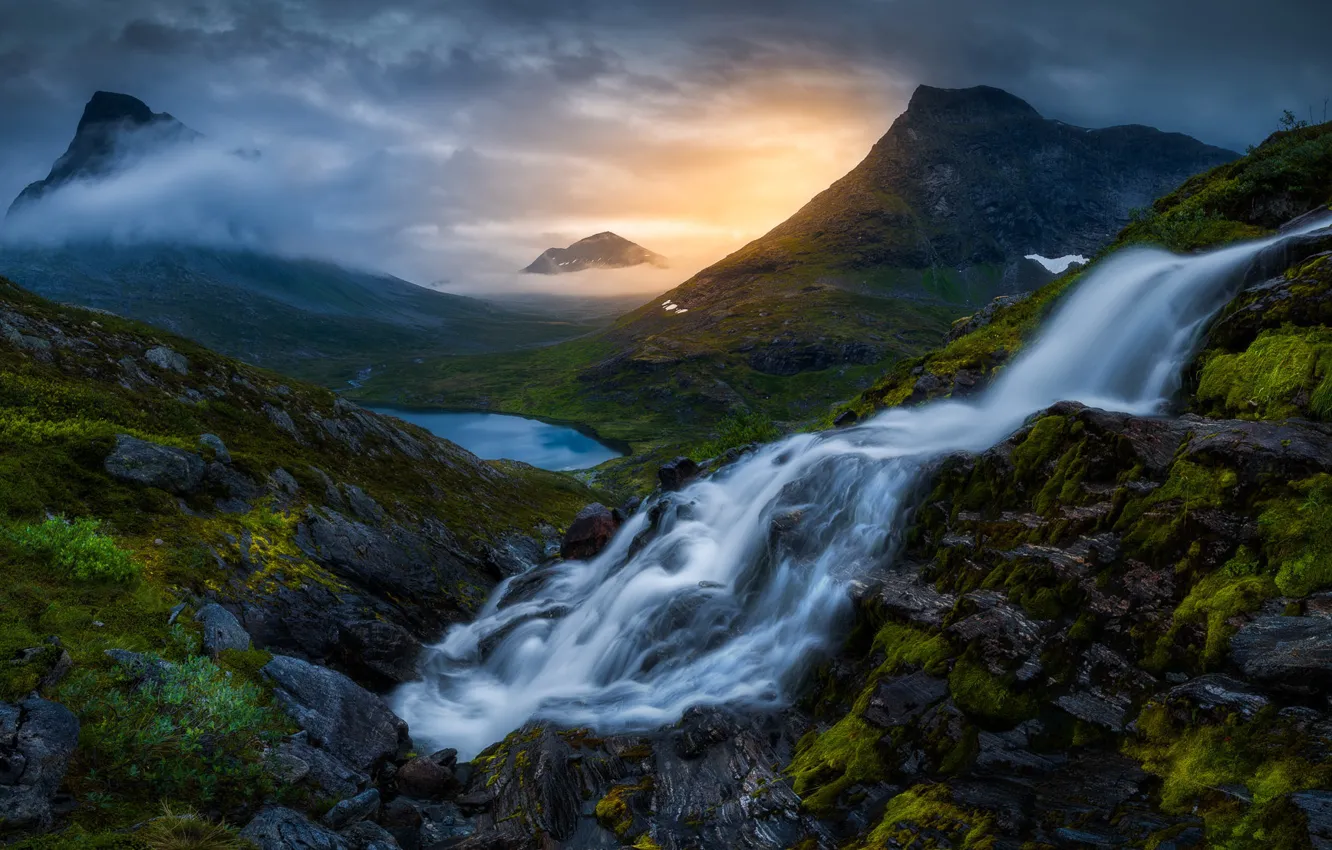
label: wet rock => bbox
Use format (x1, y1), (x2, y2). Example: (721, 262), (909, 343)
(144, 344), (189, 375)
(1230, 616), (1332, 689)
(194, 603), (251, 657)
(833, 409), (859, 428)
(0, 698), (80, 830)
(857, 565), (956, 629)
(241, 805), (351, 849)
(561, 503), (623, 561)
(864, 671), (949, 727)
(658, 457), (700, 491)
(104, 434), (206, 494)
(199, 432), (231, 463)
(263, 655), (410, 772)
(675, 706), (736, 759)
(396, 748), (462, 800)
(322, 788), (380, 830)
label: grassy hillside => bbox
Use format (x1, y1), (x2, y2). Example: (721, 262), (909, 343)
(0, 273), (600, 838)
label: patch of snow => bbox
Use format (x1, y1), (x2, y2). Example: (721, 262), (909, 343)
(1025, 254), (1089, 274)
(665, 304), (678, 312)
(677, 309), (689, 314)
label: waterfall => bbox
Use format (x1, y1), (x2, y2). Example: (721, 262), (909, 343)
(395, 224), (1328, 760)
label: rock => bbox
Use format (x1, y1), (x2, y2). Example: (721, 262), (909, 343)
(265, 404), (301, 439)
(946, 294), (1031, 342)
(658, 456), (700, 491)
(1293, 790), (1332, 849)
(560, 503), (623, 561)
(864, 671), (949, 727)
(1230, 616), (1332, 688)
(241, 806), (351, 849)
(104, 434), (206, 494)
(1165, 674), (1270, 719)
(144, 345), (189, 375)
(344, 486), (387, 525)
(198, 433), (231, 463)
(194, 603), (251, 657)
(322, 788), (380, 830)
(271, 733), (369, 799)
(381, 797), (425, 849)
(335, 619), (422, 688)
(0, 697), (80, 830)
(833, 409), (859, 428)
(675, 706), (735, 759)
(396, 748), (462, 800)
(262, 655), (410, 772)
(339, 820), (401, 850)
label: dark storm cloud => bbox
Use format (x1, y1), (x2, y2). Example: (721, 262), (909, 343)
(0, 0), (1327, 289)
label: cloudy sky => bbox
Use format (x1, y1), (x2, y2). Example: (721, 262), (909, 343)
(0, 0), (1327, 293)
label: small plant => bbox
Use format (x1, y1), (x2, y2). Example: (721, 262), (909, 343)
(6, 517), (138, 582)
(1280, 109), (1310, 132)
(59, 653), (287, 806)
(137, 804), (253, 850)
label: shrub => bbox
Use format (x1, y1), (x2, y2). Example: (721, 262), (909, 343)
(137, 804), (253, 850)
(59, 653), (287, 807)
(7, 517), (138, 582)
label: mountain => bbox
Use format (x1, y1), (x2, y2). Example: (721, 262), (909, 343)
(523, 231), (668, 274)
(7, 91), (199, 217)
(356, 85), (1238, 447)
(0, 93), (604, 384)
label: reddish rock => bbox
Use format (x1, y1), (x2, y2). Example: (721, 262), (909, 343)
(396, 748), (462, 800)
(560, 503), (623, 561)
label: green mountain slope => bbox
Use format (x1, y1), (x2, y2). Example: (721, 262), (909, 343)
(357, 85), (1236, 447)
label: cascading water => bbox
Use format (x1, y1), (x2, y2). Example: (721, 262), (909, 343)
(396, 224), (1328, 760)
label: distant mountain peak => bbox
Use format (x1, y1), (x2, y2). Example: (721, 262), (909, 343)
(523, 232), (667, 275)
(7, 91), (199, 218)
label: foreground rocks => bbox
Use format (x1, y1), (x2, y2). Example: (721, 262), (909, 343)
(0, 698), (79, 831)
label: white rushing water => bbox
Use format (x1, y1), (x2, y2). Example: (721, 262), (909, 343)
(396, 226), (1326, 760)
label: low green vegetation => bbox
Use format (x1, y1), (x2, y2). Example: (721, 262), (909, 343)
(1195, 327), (1332, 420)
(6, 517), (139, 583)
(860, 785), (995, 850)
(688, 412), (781, 461)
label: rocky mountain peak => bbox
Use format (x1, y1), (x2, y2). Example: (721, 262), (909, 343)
(523, 232), (667, 275)
(6, 91), (198, 217)
(903, 84), (1042, 124)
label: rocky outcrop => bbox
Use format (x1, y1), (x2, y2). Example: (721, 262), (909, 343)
(104, 434), (206, 493)
(524, 232), (667, 275)
(262, 655), (410, 773)
(0, 698), (79, 830)
(657, 457), (700, 492)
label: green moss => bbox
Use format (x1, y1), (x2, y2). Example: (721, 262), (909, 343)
(1128, 699), (1330, 849)
(860, 785), (996, 850)
(947, 659), (1036, 728)
(788, 714), (890, 816)
(594, 777), (654, 839)
(1196, 328), (1332, 420)
(1257, 474), (1332, 597)
(1163, 548), (1277, 667)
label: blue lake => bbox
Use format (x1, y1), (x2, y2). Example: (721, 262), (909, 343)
(368, 408), (624, 471)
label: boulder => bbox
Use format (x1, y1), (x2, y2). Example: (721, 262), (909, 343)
(1230, 616), (1332, 688)
(658, 457), (700, 491)
(560, 503), (623, 561)
(194, 603), (251, 657)
(321, 788), (380, 830)
(0, 697), (80, 830)
(1293, 790), (1332, 850)
(269, 733), (369, 799)
(198, 433), (231, 464)
(262, 655), (410, 772)
(104, 434), (206, 494)
(864, 671), (949, 728)
(241, 806), (351, 849)
(144, 345), (189, 375)
(396, 748), (462, 800)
